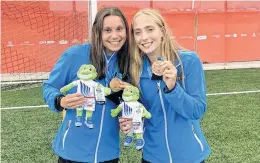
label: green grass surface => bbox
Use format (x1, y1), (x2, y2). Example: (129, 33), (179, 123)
(1, 108), (59, 163)
(205, 68), (260, 93)
(202, 94), (260, 163)
(1, 68), (260, 163)
(1, 87), (45, 107)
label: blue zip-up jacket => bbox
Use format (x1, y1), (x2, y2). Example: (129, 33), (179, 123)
(42, 43), (122, 163)
(140, 51), (211, 163)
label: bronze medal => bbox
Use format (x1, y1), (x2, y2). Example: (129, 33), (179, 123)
(110, 78), (121, 92)
(152, 60), (163, 76)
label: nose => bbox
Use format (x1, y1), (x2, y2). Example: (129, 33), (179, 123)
(110, 31), (119, 39)
(141, 32), (148, 41)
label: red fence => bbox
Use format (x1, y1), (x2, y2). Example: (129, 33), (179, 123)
(1, 1), (260, 74)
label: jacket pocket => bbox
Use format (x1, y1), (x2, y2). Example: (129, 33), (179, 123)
(62, 120), (71, 149)
(191, 124), (204, 152)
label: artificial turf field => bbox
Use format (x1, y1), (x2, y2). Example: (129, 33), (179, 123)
(1, 68), (260, 163)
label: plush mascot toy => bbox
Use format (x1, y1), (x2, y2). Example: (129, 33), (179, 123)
(111, 85), (151, 150)
(60, 64), (111, 128)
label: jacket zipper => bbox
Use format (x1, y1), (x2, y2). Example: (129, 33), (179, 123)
(94, 105), (106, 163)
(157, 82), (173, 163)
(62, 120), (71, 149)
(192, 124), (204, 151)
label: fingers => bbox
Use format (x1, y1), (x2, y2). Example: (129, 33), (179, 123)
(61, 93), (86, 109)
(159, 61), (177, 76)
(119, 117), (132, 134)
(118, 80), (128, 85)
(110, 78), (126, 91)
(119, 81), (130, 89)
(110, 78), (130, 91)
(110, 78), (120, 91)
(160, 61), (174, 72)
(159, 61), (177, 90)
(163, 68), (177, 77)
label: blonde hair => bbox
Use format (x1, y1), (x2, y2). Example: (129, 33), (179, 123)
(130, 9), (185, 88)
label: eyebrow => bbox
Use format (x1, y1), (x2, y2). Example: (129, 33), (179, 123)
(134, 25), (154, 30)
(117, 25), (125, 28)
(103, 24), (124, 28)
(145, 25), (154, 28)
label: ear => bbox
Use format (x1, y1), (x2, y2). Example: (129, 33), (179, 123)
(161, 27), (166, 38)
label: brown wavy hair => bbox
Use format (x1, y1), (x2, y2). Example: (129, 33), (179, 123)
(90, 7), (130, 80)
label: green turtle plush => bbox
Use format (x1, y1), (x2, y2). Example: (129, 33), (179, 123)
(111, 85), (151, 150)
(60, 64), (111, 128)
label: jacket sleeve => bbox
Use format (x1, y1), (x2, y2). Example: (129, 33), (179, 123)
(42, 51), (76, 112)
(163, 52), (207, 120)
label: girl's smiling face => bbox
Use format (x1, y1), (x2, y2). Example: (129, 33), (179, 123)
(133, 14), (164, 57)
(102, 16), (126, 55)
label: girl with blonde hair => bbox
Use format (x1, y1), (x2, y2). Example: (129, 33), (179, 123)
(120, 9), (211, 163)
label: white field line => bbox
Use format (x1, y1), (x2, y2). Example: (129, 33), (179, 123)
(1, 81), (44, 85)
(1, 105), (48, 110)
(207, 90), (260, 96)
(1, 90), (260, 110)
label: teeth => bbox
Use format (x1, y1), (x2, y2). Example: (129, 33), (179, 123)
(110, 41), (120, 45)
(143, 42), (152, 48)
(123, 96), (132, 101)
(79, 74), (92, 79)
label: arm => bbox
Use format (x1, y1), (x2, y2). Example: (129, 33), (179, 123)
(42, 51), (73, 112)
(111, 104), (123, 117)
(96, 83), (111, 96)
(42, 45), (88, 112)
(60, 82), (76, 94)
(141, 104), (151, 119)
(163, 52), (207, 120)
(104, 87), (112, 96)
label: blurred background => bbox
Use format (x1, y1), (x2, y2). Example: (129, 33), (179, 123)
(1, 1), (260, 163)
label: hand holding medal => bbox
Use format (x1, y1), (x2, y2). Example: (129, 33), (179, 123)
(152, 60), (164, 76)
(152, 57), (177, 91)
(110, 78), (130, 92)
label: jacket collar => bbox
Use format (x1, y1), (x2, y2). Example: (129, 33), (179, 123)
(140, 55), (152, 79)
